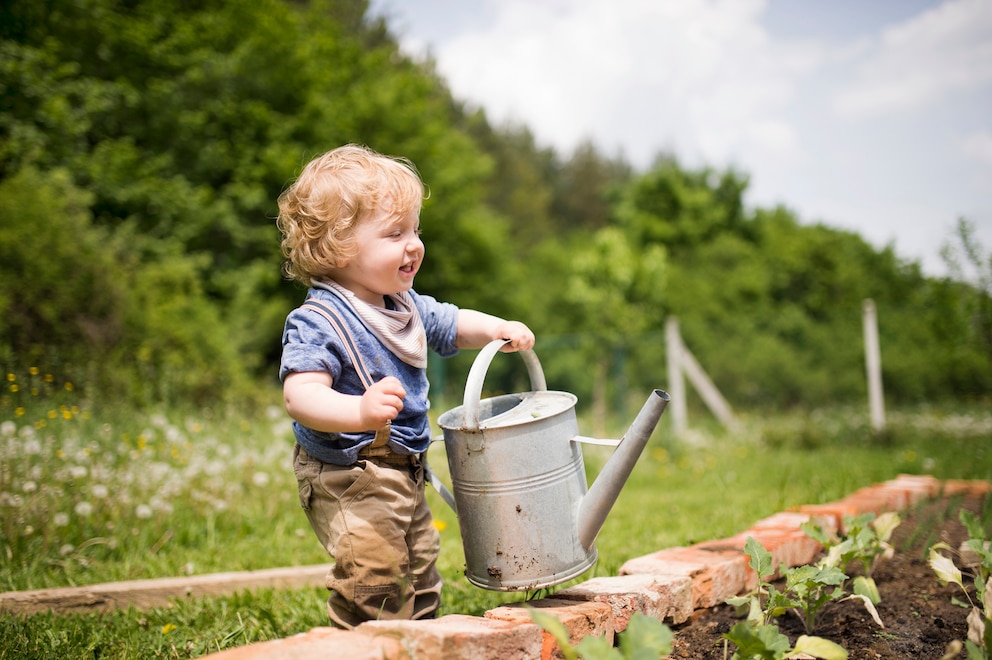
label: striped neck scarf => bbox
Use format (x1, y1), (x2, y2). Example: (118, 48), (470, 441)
(314, 280), (428, 369)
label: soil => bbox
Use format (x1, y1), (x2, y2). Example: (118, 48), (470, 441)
(669, 496), (985, 659)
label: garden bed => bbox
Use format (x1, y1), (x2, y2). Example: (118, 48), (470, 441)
(668, 495), (984, 658)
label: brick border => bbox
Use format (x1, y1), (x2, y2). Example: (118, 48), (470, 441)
(199, 475), (990, 659)
(16, 475), (990, 660)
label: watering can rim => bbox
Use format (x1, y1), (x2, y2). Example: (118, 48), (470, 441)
(456, 339), (550, 431)
(437, 389), (578, 432)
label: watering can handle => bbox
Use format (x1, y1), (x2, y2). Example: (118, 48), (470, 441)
(463, 339), (547, 430)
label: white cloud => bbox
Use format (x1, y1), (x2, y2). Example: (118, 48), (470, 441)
(433, 0), (816, 167)
(962, 130), (992, 167)
(833, 0), (992, 119)
(380, 0), (991, 275)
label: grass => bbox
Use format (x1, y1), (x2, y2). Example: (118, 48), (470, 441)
(1, 369), (990, 658)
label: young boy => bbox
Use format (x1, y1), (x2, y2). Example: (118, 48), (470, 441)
(276, 144), (535, 628)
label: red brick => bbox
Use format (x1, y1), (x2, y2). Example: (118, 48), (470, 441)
(358, 614), (542, 659)
(796, 502), (862, 531)
(555, 573), (693, 629)
(199, 627), (402, 660)
(618, 546), (752, 609)
(485, 598), (614, 660)
(942, 479), (992, 498)
(697, 528), (822, 578)
(888, 474), (942, 498)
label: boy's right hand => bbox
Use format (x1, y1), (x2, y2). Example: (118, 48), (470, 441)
(361, 376), (406, 429)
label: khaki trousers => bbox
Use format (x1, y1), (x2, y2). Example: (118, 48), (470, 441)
(293, 443), (443, 629)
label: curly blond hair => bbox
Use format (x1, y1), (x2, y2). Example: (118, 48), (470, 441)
(276, 144), (425, 285)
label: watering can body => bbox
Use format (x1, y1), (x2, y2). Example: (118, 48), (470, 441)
(435, 340), (669, 592)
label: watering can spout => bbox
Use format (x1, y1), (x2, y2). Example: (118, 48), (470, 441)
(577, 389), (670, 551)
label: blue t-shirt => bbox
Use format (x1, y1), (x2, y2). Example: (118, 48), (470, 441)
(280, 287), (460, 465)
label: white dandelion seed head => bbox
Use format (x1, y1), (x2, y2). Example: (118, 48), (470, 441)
(74, 501), (93, 517)
(22, 437), (41, 456)
(53, 512), (70, 527)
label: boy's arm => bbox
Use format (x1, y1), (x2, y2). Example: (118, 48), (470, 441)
(456, 309), (536, 352)
(283, 372), (406, 433)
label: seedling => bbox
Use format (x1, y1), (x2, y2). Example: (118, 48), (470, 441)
(802, 511), (900, 606)
(929, 509), (992, 659)
(724, 537), (850, 659)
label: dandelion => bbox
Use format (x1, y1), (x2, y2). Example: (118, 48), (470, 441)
(22, 437), (41, 455)
(252, 471), (270, 487)
(14, 407), (24, 417)
(23, 525), (34, 536)
(9, 384), (18, 393)
(28, 367), (38, 376)
(162, 623), (176, 635)
(75, 501), (93, 517)
(0, 421), (15, 437)
(91, 484), (109, 499)
(44, 373), (53, 383)
(5, 373), (14, 382)
(53, 512), (70, 527)
(433, 519), (447, 532)
(69, 465), (88, 479)
(22, 481), (37, 494)
(135, 504), (153, 519)
(1, 493), (23, 507)
(59, 544), (75, 556)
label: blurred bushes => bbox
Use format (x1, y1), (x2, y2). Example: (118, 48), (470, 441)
(0, 0), (989, 414)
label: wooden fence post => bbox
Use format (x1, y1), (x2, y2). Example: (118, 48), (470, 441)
(666, 317), (735, 433)
(863, 299), (886, 432)
(666, 317), (688, 435)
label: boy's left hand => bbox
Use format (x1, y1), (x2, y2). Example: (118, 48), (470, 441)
(495, 321), (535, 352)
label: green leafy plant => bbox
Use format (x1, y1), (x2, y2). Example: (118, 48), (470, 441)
(724, 537), (850, 659)
(527, 608), (673, 660)
(929, 509), (992, 659)
(802, 511), (901, 606)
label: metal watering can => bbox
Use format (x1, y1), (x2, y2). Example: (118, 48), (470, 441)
(430, 340), (670, 592)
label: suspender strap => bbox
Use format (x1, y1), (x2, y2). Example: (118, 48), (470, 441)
(301, 299), (375, 389)
(301, 299), (390, 448)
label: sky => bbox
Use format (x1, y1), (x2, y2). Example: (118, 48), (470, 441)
(368, 0), (992, 277)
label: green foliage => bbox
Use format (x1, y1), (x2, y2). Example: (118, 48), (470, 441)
(724, 515), (900, 659)
(929, 509), (992, 658)
(724, 538), (850, 658)
(0, 167), (123, 366)
(1, 0), (989, 411)
(802, 511), (900, 609)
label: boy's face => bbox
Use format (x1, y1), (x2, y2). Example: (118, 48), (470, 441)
(329, 207), (424, 306)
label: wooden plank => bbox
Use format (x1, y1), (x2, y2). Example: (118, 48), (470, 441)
(0, 564), (333, 615)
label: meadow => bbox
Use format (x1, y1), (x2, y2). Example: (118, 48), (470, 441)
(1, 366), (990, 658)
